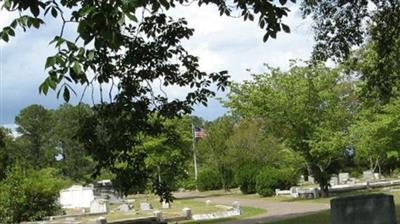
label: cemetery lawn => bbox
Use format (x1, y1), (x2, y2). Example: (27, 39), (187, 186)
(106, 198), (226, 221)
(268, 189), (400, 224)
(181, 206), (266, 223)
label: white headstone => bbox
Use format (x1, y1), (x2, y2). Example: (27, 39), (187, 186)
(97, 216), (107, 224)
(59, 185), (95, 209)
(182, 207), (192, 219)
(308, 176), (315, 183)
(330, 176), (339, 186)
(118, 203), (131, 212)
(374, 173), (380, 179)
(153, 210), (162, 219)
(140, 202), (152, 211)
(232, 201), (240, 211)
(206, 200), (212, 206)
(338, 173), (350, 184)
(162, 201), (170, 209)
(289, 187), (299, 198)
(363, 171), (374, 180)
(90, 199), (109, 214)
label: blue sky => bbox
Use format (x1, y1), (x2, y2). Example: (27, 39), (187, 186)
(0, 3), (314, 127)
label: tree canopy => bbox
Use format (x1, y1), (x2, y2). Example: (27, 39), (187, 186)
(226, 64), (356, 195)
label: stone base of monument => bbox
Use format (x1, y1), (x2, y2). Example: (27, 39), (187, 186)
(331, 193), (397, 224)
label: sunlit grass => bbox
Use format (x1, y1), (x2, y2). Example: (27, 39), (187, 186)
(268, 190), (400, 224)
(180, 206), (266, 224)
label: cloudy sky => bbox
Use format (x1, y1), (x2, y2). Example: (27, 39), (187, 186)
(0, 2), (314, 127)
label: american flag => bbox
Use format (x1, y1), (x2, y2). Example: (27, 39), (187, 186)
(194, 127), (205, 139)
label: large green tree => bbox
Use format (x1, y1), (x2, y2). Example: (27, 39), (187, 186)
(2, 0), (399, 200)
(227, 64), (356, 196)
(197, 116), (236, 191)
(0, 128), (13, 180)
(51, 104), (95, 182)
(303, 1), (400, 101)
(351, 100), (400, 175)
(15, 104), (55, 168)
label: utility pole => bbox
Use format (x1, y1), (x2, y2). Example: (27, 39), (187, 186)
(192, 123), (198, 181)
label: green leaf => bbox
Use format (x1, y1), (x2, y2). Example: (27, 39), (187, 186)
(39, 81), (49, 95)
(88, 51), (95, 60)
(3, 0), (11, 10)
(1, 33), (9, 42)
(263, 33), (269, 42)
(72, 62), (82, 74)
(30, 5), (40, 17)
(279, 0), (288, 5)
(51, 8), (58, 18)
(63, 86), (70, 102)
(45, 56), (57, 69)
(126, 13), (138, 22)
(7, 28), (15, 36)
(282, 23), (290, 33)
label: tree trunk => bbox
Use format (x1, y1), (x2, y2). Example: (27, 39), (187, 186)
(319, 182), (329, 197)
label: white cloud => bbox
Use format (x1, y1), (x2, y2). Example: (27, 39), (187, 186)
(167, 3), (314, 85)
(0, 3), (315, 122)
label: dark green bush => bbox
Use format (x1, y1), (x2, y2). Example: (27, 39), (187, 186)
(235, 164), (260, 194)
(0, 167), (67, 223)
(256, 167), (298, 197)
(177, 178), (197, 190)
(197, 168), (222, 191)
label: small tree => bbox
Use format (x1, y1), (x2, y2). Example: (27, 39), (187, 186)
(227, 64), (356, 196)
(0, 167), (67, 223)
(197, 116), (236, 191)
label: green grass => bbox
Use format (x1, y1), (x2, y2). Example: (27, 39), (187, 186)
(268, 190), (400, 224)
(269, 211), (330, 224)
(181, 206), (266, 224)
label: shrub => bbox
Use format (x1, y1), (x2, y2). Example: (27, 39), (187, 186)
(0, 167), (68, 223)
(235, 164), (260, 194)
(177, 178), (197, 190)
(197, 168), (222, 191)
(256, 167), (298, 197)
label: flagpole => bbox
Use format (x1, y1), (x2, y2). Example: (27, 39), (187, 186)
(192, 123), (198, 182)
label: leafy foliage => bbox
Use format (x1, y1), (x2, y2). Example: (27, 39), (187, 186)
(0, 167), (67, 223)
(303, 1), (400, 101)
(197, 168), (222, 192)
(350, 100), (400, 174)
(227, 64), (356, 195)
(15, 104), (54, 168)
(197, 116), (236, 191)
(256, 167), (298, 197)
(235, 163), (260, 194)
(51, 104), (95, 182)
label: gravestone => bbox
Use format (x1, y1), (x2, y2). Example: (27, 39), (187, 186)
(363, 170), (374, 180)
(330, 177), (339, 186)
(90, 199), (109, 214)
(232, 201), (240, 212)
(206, 200), (212, 206)
(96, 216), (107, 224)
(308, 176), (315, 184)
(118, 203), (131, 212)
(153, 210), (162, 219)
(162, 201), (170, 209)
(289, 187), (299, 198)
(299, 175), (305, 183)
(374, 173), (380, 179)
(140, 202), (152, 211)
(331, 194), (397, 224)
(59, 185), (95, 208)
(339, 173), (350, 184)
(182, 208), (192, 219)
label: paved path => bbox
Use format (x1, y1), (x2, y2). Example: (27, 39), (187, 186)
(174, 192), (330, 224)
